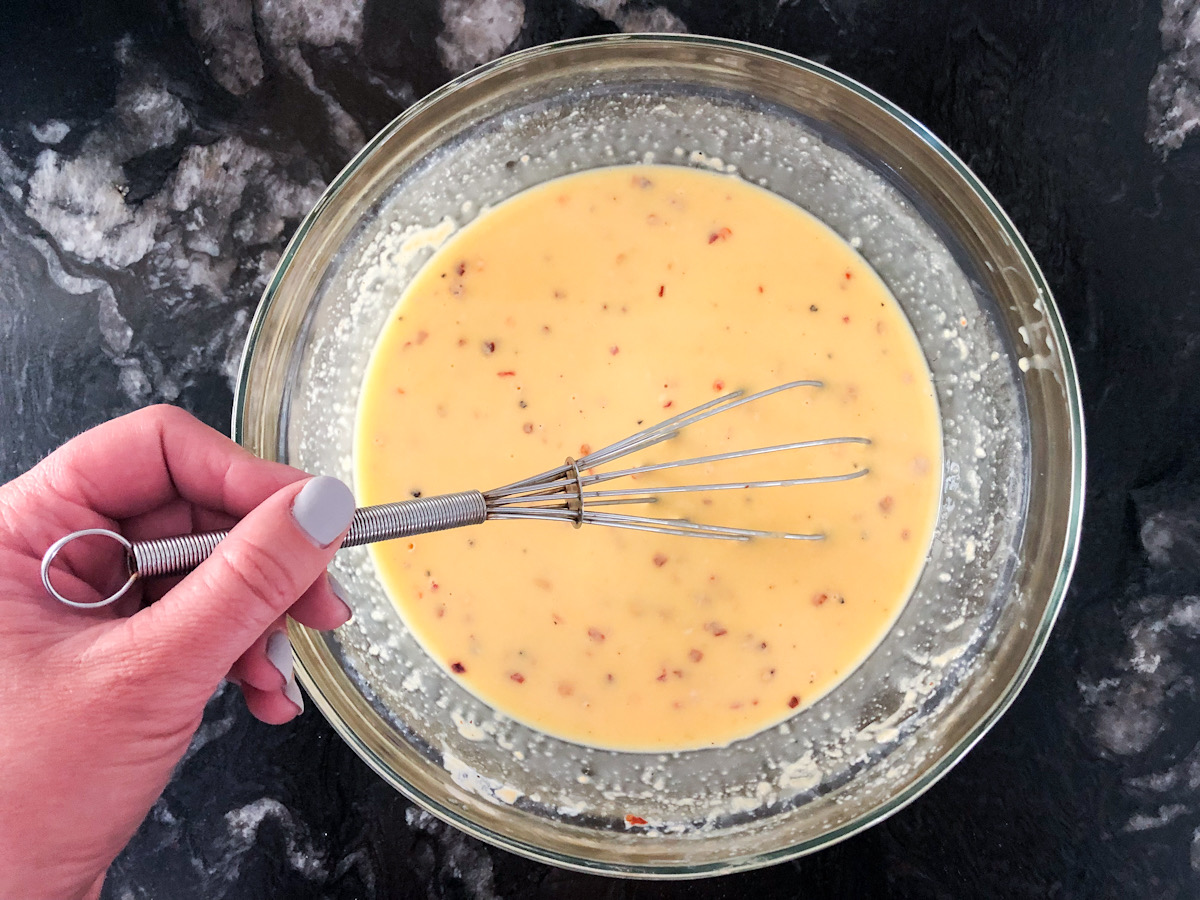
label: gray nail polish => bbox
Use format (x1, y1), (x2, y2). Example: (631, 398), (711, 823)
(283, 673), (304, 713)
(292, 476), (356, 547)
(266, 630), (293, 683)
(328, 576), (354, 625)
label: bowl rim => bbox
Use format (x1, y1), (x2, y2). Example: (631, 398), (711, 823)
(232, 33), (1085, 877)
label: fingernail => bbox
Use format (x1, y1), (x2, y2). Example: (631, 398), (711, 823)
(328, 576), (354, 626)
(283, 672), (304, 714)
(266, 630), (293, 685)
(292, 476), (355, 547)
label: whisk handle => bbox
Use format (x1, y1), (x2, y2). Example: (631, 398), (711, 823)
(40, 491), (488, 608)
(132, 491), (488, 578)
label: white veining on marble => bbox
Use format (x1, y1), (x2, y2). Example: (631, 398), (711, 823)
(576, 0), (688, 33)
(2, 41), (328, 404)
(183, 0), (265, 95)
(256, 0), (367, 152)
(1147, 0), (1200, 152)
(30, 120), (70, 145)
(404, 806), (499, 899)
(437, 0), (526, 75)
(219, 799), (327, 881)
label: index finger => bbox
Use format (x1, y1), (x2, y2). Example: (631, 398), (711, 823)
(30, 405), (307, 521)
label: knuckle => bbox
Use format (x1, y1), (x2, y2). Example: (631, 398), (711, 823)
(208, 542), (300, 618)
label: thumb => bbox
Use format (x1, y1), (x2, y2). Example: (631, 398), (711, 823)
(128, 475), (356, 682)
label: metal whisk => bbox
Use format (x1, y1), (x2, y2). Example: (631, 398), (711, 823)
(41, 381), (869, 609)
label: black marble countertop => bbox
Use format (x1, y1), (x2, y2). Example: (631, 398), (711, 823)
(3, 1), (1199, 897)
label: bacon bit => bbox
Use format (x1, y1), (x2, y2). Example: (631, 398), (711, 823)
(653, 553), (668, 567)
(457, 338), (467, 347)
(510, 672), (525, 684)
(542, 324), (551, 333)
(451, 661), (466, 674)
(879, 496), (894, 513)
(812, 593), (829, 607)
(558, 682), (574, 696)
(844, 270), (853, 280)
(497, 370), (516, 377)
(625, 815), (648, 826)
(579, 443), (592, 455)
(673, 669), (683, 678)
(705, 621), (728, 637)
(522, 422), (534, 434)
(730, 701), (743, 709)
(482, 341), (496, 355)
(609, 345), (620, 355)
(759, 641), (768, 650)
(415, 330), (428, 344)
(656, 668), (668, 682)
(588, 627), (606, 642)
(658, 284), (665, 297)
(552, 613), (562, 625)
(456, 262), (467, 276)
(788, 695), (800, 708)
(662, 400), (673, 409)
(689, 649), (704, 662)
(553, 289), (566, 299)
(842, 315), (851, 324)
(901, 529), (911, 541)
(606, 673), (615, 682)
(810, 304), (819, 312)
(708, 227), (732, 244)
(712, 379), (725, 391)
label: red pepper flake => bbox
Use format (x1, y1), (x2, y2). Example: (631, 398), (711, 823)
(558, 682), (574, 696)
(625, 815), (648, 826)
(708, 226), (732, 244)
(457, 338), (467, 347)
(456, 262), (467, 276)
(430, 582), (439, 592)
(842, 315), (851, 324)
(579, 443), (591, 455)
(656, 668), (668, 682)
(812, 593), (829, 607)
(730, 701), (743, 710)
(712, 379), (725, 391)
(497, 370), (516, 377)
(609, 345), (620, 355)
(606, 673), (615, 682)
(689, 649), (704, 662)
(588, 627), (606, 642)
(434, 604), (445, 618)
(879, 496), (894, 513)
(653, 553), (668, 567)
(482, 341), (496, 355)
(757, 285), (765, 293)
(522, 422), (534, 434)
(705, 621), (728, 637)
(395, 387), (406, 395)
(788, 695), (800, 708)
(451, 661), (466, 674)
(844, 270), (853, 280)
(510, 672), (525, 684)
(662, 400), (673, 408)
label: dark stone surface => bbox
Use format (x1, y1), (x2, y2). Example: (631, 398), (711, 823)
(3, 0), (1200, 896)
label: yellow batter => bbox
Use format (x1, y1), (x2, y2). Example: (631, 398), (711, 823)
(355, 165), (940, 751)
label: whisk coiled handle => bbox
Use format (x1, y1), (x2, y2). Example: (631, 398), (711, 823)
(133, 490), (488, 577)
(41, 491), (488, 609)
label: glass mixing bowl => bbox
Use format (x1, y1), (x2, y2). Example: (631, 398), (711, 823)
(233, 35), (1084, 876)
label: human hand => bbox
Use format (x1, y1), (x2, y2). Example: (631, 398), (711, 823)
(0, 406), (356, 900)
